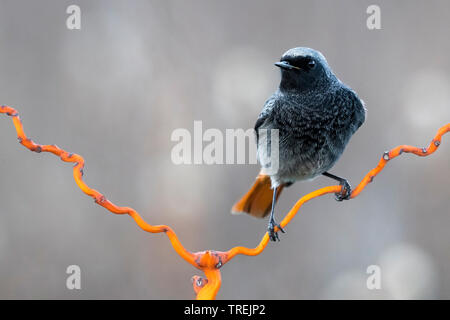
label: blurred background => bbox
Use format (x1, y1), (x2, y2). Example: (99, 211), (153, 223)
(0, 0), (449, 299)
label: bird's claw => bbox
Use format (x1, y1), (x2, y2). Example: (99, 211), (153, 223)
(335, 179), (351, 201)
(268, 220), (285, 242)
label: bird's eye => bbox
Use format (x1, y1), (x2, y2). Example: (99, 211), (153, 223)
(307, 60), (316, 69)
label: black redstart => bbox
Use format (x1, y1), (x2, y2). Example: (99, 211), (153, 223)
(232, 47), (366, 241)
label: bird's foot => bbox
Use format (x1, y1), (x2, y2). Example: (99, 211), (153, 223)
(335, 179), (352, 201)
(268, 219), (285, 242)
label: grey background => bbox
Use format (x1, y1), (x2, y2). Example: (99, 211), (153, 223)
(0, 0), (449, 299)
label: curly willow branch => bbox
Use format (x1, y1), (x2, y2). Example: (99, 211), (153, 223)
(1, 105), (449, 299)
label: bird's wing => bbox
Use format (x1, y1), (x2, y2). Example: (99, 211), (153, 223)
(344, 88), (366, 133)
(254, 96), (277, 144)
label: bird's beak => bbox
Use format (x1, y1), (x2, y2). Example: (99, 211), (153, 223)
(274, 61), (301, 70)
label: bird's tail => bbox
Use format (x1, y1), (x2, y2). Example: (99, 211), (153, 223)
(231, 173), (285, 218)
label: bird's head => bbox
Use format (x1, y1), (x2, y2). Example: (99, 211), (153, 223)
(275, 47), (336, 92)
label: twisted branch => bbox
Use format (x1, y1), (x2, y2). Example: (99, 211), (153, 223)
(1, 105), (449, 299)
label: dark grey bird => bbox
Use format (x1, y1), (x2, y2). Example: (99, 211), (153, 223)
(232, 47), (366, 241)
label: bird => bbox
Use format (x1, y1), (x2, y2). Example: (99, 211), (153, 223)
(231, 47), (366, 242)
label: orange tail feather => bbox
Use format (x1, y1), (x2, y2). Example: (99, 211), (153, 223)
(231, 174), (284, 218)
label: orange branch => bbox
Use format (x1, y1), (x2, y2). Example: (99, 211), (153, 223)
(1, 105), (449, 299)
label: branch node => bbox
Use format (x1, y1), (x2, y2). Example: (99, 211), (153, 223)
(94, 195), (106, 204)
(191, 275), (208, 294)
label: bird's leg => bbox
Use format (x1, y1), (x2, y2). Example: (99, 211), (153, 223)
(322, 171), (352, 201)
(267, 186), (285, 242)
